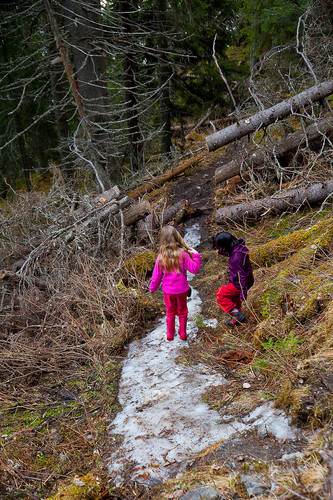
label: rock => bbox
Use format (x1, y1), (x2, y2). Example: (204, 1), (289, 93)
(180, 486), (221, 499)
(240, 474), (268, 497)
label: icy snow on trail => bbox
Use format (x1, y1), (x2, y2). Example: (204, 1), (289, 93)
(108, 224), (299, 486)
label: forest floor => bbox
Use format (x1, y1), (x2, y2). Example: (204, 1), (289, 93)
(1, 137), (333, 500)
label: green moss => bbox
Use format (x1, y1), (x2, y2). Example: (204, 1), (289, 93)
(122, 250), (156, 277)
(116, 278), (133, 296)
(268, 208), (332, 240)
(46, 474), (104, 500)
(250, 217), (333, 269)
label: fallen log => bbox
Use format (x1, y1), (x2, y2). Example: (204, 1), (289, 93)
(128, 154), (205, 200)
(137, 214), (157, 243)
(206, 80), (333, 152)
(93, 186), (121, 206)
(215, 180), (333, 225)
(160, 199), (190, 224)
(137, 199), (190, 242)
(123, 200), (151, 226)
(215, 117), (333, 184)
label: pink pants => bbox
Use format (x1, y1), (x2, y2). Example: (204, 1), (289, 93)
(163, 291), (188, 319)
(163, 291), (188, 340)
(216, 283), (242, 314)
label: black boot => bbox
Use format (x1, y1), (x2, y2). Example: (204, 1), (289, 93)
(225, 310), (245, 327)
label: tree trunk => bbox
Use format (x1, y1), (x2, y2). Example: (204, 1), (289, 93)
(156, 0), (172, 154)
(49, 54), (71, 173)
(44, 0), (112, 191)
(215, 117), (333, 184)
(62, 0), (113, 189)
(118, 0), (144, 171)
(1, 37), (32, 191)
(215, 180), (333, 225)
(206, 80), (333, 152)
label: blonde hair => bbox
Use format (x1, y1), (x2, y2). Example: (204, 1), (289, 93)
(158, 225), (192, 273)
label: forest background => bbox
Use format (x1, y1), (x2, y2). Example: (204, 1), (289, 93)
(0, 0), (314, 193)
(1, 0), (333, 499)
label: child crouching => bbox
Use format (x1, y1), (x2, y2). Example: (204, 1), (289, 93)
(213, 232), (254, 327)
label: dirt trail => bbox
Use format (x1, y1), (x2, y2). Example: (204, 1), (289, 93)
(167, 158), (218, 246)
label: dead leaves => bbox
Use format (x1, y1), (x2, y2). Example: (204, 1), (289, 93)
(219, 349), (254, 367)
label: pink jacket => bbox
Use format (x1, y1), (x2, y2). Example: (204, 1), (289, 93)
(149, 252), (201, 294)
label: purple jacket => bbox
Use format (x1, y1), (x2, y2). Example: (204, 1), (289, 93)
(222, 239), (254, 300)
(149, 252), (201, 294)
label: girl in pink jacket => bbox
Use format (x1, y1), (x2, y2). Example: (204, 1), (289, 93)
(149, 226), (201, 341)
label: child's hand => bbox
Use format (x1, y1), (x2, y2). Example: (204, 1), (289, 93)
(188, 247), (197, 254)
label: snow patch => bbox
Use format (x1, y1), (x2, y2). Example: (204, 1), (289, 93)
(243, 403), (299, 440)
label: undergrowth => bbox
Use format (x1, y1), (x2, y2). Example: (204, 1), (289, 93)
(0, 178), (162, 499)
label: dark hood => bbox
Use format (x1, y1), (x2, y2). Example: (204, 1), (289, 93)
(220, 238), (247, 257)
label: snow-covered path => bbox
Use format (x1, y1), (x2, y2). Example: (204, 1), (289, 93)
(108, 224), (300, 486)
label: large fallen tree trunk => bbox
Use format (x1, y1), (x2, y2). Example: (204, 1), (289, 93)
(206, 80), (333, 152)
(216, 180), (333, 225)
(215, 117), (333, 184)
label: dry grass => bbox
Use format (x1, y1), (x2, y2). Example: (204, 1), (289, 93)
(0, 178), (161, 499)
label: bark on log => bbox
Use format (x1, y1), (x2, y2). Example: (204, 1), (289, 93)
(66, 196), (131, 240)
(137, 199), (190, 242)
(215, 117), (333, 184)
(215, 180), (333, 225)
(93, 186), (121, 206)
(128, 154), (205, 200)
(206, 80), (333, 152)
(123, 200), (151, 226)
(137, 214), (157, 243)
(160, 199), (190, 224)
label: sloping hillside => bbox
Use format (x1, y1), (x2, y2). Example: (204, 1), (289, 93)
(1, 114), (333, 499)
